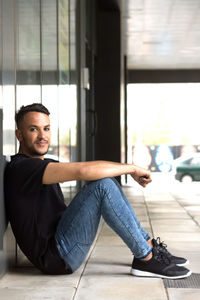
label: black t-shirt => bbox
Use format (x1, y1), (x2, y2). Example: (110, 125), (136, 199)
(4, 154), (72, 274)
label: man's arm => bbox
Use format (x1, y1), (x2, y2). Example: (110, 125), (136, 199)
(42, 160), (152, 187)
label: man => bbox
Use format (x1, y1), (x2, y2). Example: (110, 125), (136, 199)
(4, 103), (191, 278)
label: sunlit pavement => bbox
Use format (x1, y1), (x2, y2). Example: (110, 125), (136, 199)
(0, 173), (200, 300)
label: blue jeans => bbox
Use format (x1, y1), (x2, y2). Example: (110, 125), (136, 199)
(55, 178), (151, 272)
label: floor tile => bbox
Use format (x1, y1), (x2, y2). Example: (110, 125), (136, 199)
(0, 286), (75, 300)
(151, 232), (200, 242)
(151, 224), (200, 233)
(0, 267), (83, 289)
(167, 288), (200, 300)
(148, 212), (190, 220)
(74, 276), (168, 300)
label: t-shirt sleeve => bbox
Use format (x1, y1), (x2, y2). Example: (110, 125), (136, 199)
(12, 157), (50, 195)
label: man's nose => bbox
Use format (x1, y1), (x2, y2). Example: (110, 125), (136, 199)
(38, 129), (46, 139)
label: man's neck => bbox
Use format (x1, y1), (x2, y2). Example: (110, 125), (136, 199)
(18, 147), (44, 160)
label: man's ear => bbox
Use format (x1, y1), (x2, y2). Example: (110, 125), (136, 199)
(15, 129), (23, 142)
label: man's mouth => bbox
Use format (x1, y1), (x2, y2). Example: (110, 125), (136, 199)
(36, 140), (48, 146)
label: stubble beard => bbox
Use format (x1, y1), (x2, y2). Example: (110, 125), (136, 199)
(23, 141), (50, 158)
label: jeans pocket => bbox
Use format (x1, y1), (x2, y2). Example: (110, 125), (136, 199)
(66, 242), (92, 272)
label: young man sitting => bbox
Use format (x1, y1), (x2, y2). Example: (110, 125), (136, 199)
(4, 103), (191, 279)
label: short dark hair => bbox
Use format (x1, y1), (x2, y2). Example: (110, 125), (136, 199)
(15, 103), (50, 128)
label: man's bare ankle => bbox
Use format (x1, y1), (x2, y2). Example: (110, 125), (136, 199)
(141, 251), (153, 261)
(147, 238), (153, 248)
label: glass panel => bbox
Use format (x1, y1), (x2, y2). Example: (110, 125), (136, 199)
(0, 0), (2, 109)
(58, 0), (70, 161)
(16, 85), (41, 110)
(1, 0), (16, 274)
(16, 0), (40, 74)
(41, 0), (58, 85)
(69, 0), (77, 75)
(69, 0), (77, 164)
(41, 0), (59, 159)
(0, 2), (4, 275)
(42, 85), (59, 160)
(16, 0), (41, 109)
(2, 86), (15, 155)
(0, 89), (2, 110)
(58, 84), (77, 163)
(2, 0), (15, 156)
(58, 0), (70, 84)
(58, 0), (77, 189)
(0, 87), (2, 111)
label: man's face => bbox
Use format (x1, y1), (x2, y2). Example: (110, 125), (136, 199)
(16, 111), (51, 159)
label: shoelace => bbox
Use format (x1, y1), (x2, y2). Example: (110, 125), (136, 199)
(156, 237), (172, 258)
(154, 250), (171, 266)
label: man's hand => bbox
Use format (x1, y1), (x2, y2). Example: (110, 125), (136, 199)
(130, 166), (152, 187)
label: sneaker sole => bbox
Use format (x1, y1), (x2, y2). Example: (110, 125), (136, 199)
(176, 260), (189, 267)
(131, 268), (192, 279)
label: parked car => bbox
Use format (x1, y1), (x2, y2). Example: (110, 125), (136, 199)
(174, 153), (200, 183)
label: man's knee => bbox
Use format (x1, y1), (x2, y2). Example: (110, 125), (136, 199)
(85, 178), (118, 197)
(96, 177), (115, 187)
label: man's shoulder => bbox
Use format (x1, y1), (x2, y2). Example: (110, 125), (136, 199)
(7, 154), (51, 173)
(10, 153), (28, 163)
(10, 154), (57, 163)
(5, 154), (26, 170)
(5, 154), (53, 188)
(9, 154), (39, 166)
(10, 154), (54, 163)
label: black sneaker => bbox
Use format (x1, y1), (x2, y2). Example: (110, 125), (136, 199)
(131, 247), (191, 279)
(152, 237), (189, 266)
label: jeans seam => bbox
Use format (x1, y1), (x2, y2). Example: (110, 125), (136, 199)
(61, 242), (91, 264)
(56, 185), (102, 259)
(57, 188), (97, 236)
(102, 187), (149, 256)
(105, 179), (149, 239)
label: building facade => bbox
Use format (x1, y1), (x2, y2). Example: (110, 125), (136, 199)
(0, 0), (124, 277)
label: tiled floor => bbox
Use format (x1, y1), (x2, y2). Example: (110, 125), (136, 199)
(0, 174), (200, 300)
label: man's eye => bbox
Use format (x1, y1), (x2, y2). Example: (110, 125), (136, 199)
(30, 128), (37, 132)
(44, 127), (50, 131)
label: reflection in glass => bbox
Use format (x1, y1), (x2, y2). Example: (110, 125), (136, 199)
(58, 85), (77, 163)
(16, 0), (41, 109)
(58, 0), (70, 84)
(42, 86), (59, 158)
(3, 86), (15, 156)
(41, 0), (57, 85)
(0, 86), (2, 109)
(16, 85), (41, 110)
(1, 0), (79, 270)
(0, 3), (1, 109)
(69, 0), (77, 164)
(69, 0), (76, 73)
(17, 0), (40, 75)
(41, 0), (59, 158)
